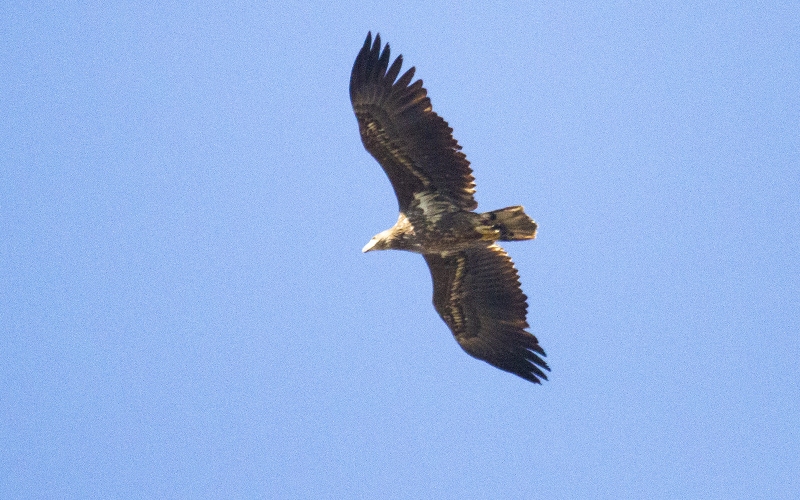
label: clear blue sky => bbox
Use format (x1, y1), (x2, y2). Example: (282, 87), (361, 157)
(2, 2), (798, 498)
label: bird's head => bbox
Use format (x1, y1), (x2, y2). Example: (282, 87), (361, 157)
(362, 229), (393, 253)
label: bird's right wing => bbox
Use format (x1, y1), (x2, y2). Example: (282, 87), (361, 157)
(424, 244), (549, 384)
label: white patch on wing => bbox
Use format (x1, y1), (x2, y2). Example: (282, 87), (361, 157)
(448, 254), (467, 330)
(413, 191), (458, 222)
(363, 117), (430, 185)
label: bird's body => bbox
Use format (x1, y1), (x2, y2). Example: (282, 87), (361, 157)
(363, 193), (538, 255)
(350, 33), (549, 384)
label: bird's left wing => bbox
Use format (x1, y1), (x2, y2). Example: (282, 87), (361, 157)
(350, 32), (477, 212)
(423, 244), (549, 384)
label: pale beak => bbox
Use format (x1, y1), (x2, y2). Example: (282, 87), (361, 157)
(362, 239), (377, 253)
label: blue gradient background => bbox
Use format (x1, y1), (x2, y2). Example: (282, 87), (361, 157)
(2, 2), (798, 498)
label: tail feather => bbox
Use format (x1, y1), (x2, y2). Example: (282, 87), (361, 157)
(479, 206), (538, 241)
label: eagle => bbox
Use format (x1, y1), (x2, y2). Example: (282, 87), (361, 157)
(350, 33), (549, 384)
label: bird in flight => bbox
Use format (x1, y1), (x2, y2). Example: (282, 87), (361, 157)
(350, 32), (549, 384)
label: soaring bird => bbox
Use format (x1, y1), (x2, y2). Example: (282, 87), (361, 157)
(350, 33), (549, 384)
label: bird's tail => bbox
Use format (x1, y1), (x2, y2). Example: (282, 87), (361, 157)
(478, 206), (538, 241)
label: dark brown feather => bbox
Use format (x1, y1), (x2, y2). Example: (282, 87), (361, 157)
(350, 32), (477, 212)
(424, 244), (549, 384)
